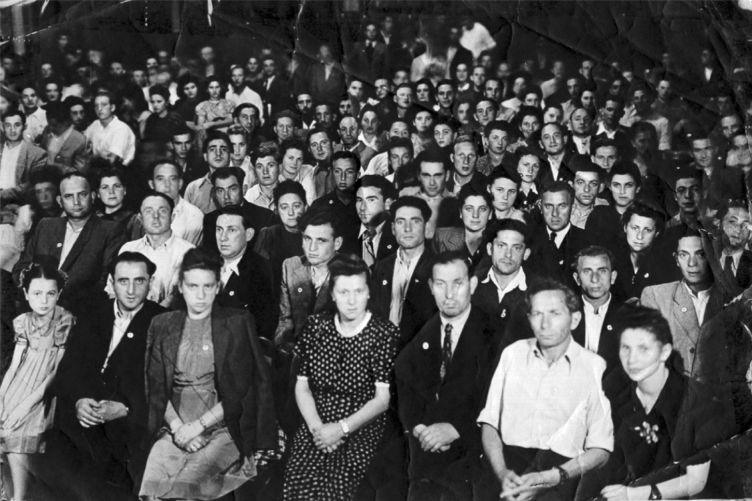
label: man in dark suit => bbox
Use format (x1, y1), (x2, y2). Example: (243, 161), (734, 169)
(538, 122), (574, 189)
(572, 245), (623, 374)
(717, 200), (752, 289)
(51, 252), (166, 497)
(528, 181), (591, 289)
(346, 21), (387, 83)
(371, 196), (436, 348)
(356, 174), (398, 268)
(258, 55), (293, 120)
(0, 108), (47, 205)
(310, 43), (346, 107)
(395, 251), (495, 500)
(13, 171), (124, 316)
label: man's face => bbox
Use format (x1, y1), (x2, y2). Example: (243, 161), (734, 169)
(519, 115), (540, 139)
(228, 134), (248, 165)
(691, 139), (716, 168)
(145, 57), (158, 69)
(517, 154), (540, 183)
(348, 80), (364, 101)
(40, 63), (53, 79)
(150, 94), (167, 114)
(231, 68), (245, 88)
(237, 107), (258, 132)
(674, 177), (700, 214)
(452, 142), (477, 177)
(309, 132), (332, 162)
(721, 116), (742, 140)
(722, 207), (750, 251)
(132, 70), (147, 87)
(488, 176), (518, 213)
(70, 105), (86, 128)
(487, 129), (509, 155)
(204, 139), (230, 170)
(528, 290), (580, 350)
(365, 24), (378, 40)
(609, 174), (638, 209)
(471, 67), (486, 88)
(433, 124), (455, 148)
(393, 70), (409, 86)
(3, 115), (24, 143)
(566, 78), (582, 100)
(21, 88), (38, 110)
(437, 84), (454, 109)
(593, 146), (618, 172)
(45, 83), (60, 102)
(460, 195), (490, 233)
(392, 206), (426, 250)
(296, 94), (313, 113)
(656, 80), (671, 101)
(140, 195), (172, 235)
(389, 147), (411, 171)
(474, 101), (494, 126)
(254, 155), (279, 187)
(150, 163), (182, 201)
(488, 229), (528, 276)
(374, 79), (389, 100)
(600, 99), (619, 126)
(484, 80), (500, 101)
(675, 236), (710, 286)
(216, 214), (250, 260)
(112, 261), (151, 312)
(394, 87), (413, 109)
(332, 158), (358, 193)
(580, 60), (594, 79)
(541, 190), (572, 231)
(632, 90), (651, 114)
(356, 186), (386, 225)
(262, 59), (276, 77)
(413, 111), (433, 134)
(581, 91), (595, 109)
(34, 181), (57, 210)
(277, 193), (306, 230)
(302, 223), (341, 266)
(94, 95), (115, 122)
(361, 111), (379, 136)
(625, 214), (658, 253)
(455, 64), (469, 83)
(569, 109), (592, 136)
(200, 47), (215, 64)
(314, 105), (333, 127)
(456, 102), (472, 124)
(339, 99), (353, 117)
(212, 175), (243, 208)
(389, 121), (409, 139)
(338, 117), (358, 145)
(58, 176), (94, 220)
(430, 260), (477, 318)
(574, 254), (615, 301)
(274, 117), (295, 142)
(110, 62), (125, 76)
(419, 162), (446, 197)
(416, 83), (431, 103)
(171, 133), (192, 160)
(572, 171), (600, 207)
(540, 124), (566, 155)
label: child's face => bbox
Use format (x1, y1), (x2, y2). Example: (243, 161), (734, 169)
(24, 278), (60, 317)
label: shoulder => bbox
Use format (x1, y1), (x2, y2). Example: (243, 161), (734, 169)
(282, 255), (304, 270)
(643, 281), (679, 298)
(150, 310), (184, 330)
(172, 236), (195, 252)
(573, 343), (607, 376)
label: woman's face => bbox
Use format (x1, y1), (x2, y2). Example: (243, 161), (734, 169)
(207, 80), (221, 99)
(519, 115), (540, 139)
(24, 277), (60, 317)
(0, 95), (9, 114)
(581, 90), (595, 109)
(416, 83), (431, 103)
(332, 273), (369, 322)
(183, 82), (198, 99)
(179, 268), (219, 317)
(517, 154), (540, 183)
(98, 175), (126, 209)
(150, 94), (167, 114)
(619, 327), (670, 383)
(455, 64), (468, 83)
(247, 57), (259, 74)
(277, 193), (306, 230)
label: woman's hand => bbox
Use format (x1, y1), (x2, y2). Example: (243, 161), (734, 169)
(600, 484), (632, 501)
(184, 434), (209, 453)
(312, 423), (345, 451)
(173, 420), (204, 448)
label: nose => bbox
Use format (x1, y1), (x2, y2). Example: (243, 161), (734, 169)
(472, 207), (481, 218)
(551, 206), (559, 217)
(445, 285), (457, 300)
(219, 230), (227, 242)
(196, 287), (206, 300)
(405, 220), (413, 232)
(287, 206), (296, 217)
(688, 254), (698, 266)
(584, 184), (592, 194)
(126, 280), (136, 295)
(635, 230), (643, 241)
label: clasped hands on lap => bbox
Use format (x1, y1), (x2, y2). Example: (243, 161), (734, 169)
(75, 397), (128, 427)
(412, 423), (459, 453)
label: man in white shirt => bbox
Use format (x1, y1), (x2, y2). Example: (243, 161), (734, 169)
(184, 130), (231, 214)
(20, 85), (47, 144)
(0, 108), (47, 205)
(459, 15), (497, 60)
(148, 160), (203, 245)
(84, 91), (136, 165)
(225, 65), (264, 114)
(244, 142), (279, 210)
(568, 107), (594, 155)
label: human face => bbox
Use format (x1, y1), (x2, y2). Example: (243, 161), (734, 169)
(274, 117), (295, 142)
(140, 195), (172, 236)
(309, 132), (332, 162)
(246, 57), (259, 74)
(540, 124), (566, 155)
(519, 114), (540, 139)
(572, 171), (600, 206)
(487, 129), (509, 155)
(523, 93), (540, 108)
(348, 80), (364, 101)
(24, 278), (61, 318)
(566, 78), (582, 100)
(419, 162), (446, 197)
(262, 59), (276, 78)
(389, 147), (411, 171)
(691, 139), (716, 168)
(631, 90), (651, 114)
(281, 147), (304, 177)
(394, 87), (413, 109)
(600, 99), (619, 127)
(455, 64), (468, 83)
(231, 67), (245, 88)
(3, 115), (23, 143)
(237, 107), (258, 132)
(484, 80), (500, 101)
(296, 94), (313, 113)
(171, 133), (192, 160)
(356, 186), (386, 225)
(656, 80), (671, 101)
(517, 154), (540, 184)
(112, 261), (151, 312)
(541, 190), (572, 231)
(527, 289), (579, 351)
(70, 105), (86, 128)
(277, 193), (306, 230)
(339, 99), (353, 117)
(392, 206), (426, 250)
(374, 79), (389, 100)
(225, 135), (247, 166)
(389, 121), (409, 139)
(145, 57), (158, 69)
(393, 70), (409, 86)
(569, 109), (592, 136)
(624, 214), (658, 253)
(302, 223), (341, 266)
(593, 146), (618, 172)
(610, 174), (638, 209)
(456, 102), (472, 125)
(575, 254), (615, 301)
(416, 82), (431, 103)
(332, 158), (357, 193)
(453, 142), (477, 177)
(460, 195), (490, 232)
(542, 106), (562, 125)
(21, 88), (38, 110)
(254, 155), (279, 187)
(207, 80), (221, 100)
(314, 105), (332, 127)
(150, 94), (167, 114)
(722, 207), (751, 251)
(338, 117), (358, 145)
(430, 260), (476, 318)
(434, 124), (455, 148)
(437, 84), (454, 109)
(365, 23), (377, 40)
(58, 176), (94, 220)
(488, 229), (529, 276)
(413, 111), (433, 134)
(474, 101), (494, 126)
(150, 163), (182, 201)
(471, 67), (486, 88)
(94, 95), (114, 121)
(332, 273), (369, 322)
(132, 69), (147, 87)
(359, 111), (379, 137)
(45, 82), (60, 102)
(580, 60), (594, 79)
(98, 175), (125, 209)
(489, 176), (518, 213)
(40, 63), (53, 79)
(34, 182), (57, 210)
(212, 175), (243, 208)
(676, 235), (710, 286)
(179, 268), (219, 318)
(674, 178), (700, 214)
(620, 328), (670, 383)
(204, 139), (230, 170)
(632, 131), (653, 156)
(580, 90), (595, 109)
(216, 213), (250, 260)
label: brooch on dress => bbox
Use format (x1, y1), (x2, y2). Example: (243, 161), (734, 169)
(633, 421), (660, 444)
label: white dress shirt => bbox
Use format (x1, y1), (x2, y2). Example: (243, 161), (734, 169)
(582, 294), (612, 353)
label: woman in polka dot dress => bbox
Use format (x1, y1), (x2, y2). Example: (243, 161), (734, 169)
(283, 254), (399, 500)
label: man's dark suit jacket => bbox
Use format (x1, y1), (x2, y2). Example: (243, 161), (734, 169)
(201, 201), (276, 253)
(310, 192), (360, 254)
(310, 63), (347, 106)
(528, 224), (591, 289)
(259, 76), (293, 120)
(572, 297), (623, 375)
(537, 153), (574, 190)
(358, 222), (398, 265)
(370, 248), (436, 349)
(584, 204), (624, 255)
(145, 307), (277, 456)
(395, 307), (494, 481)
(471, 277), (532, 357)
(216, 248), (276, 340)
(53, 299), (166, 483)
(347, 41), (387, 82)
(13, 216), (124, 315)
(722, 250), (752, 289)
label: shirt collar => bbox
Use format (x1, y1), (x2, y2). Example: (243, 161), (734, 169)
(143, 232), (174, 249)
(334, 311), (372, 337)
(397, 246), (424, 267)
(529, 335), (580, 368)
(440, 304), (472, 333)
(223, 250), (245, 276)
(582, 293), (612, 316)
(359, 221), (385, 239)
(113, 300), (143, 323)
(547, 223), (571, 240)
(482, 267), (527, 295)
(682, 281), (712, 300)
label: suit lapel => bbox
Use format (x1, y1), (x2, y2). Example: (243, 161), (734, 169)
(702, 286), (724, 324)
(672, 283), (699, 342)
(160, 311), (186, 396)
(61, 217), (97, 271)
(50, 219), (67, 263)
(211, 311), (229, 384)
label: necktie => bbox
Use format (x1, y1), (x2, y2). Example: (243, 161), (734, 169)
(440, 323), (453, 380)
(364, 233), (376, 264)
(549, 231), (558, 246)
(725, 255), (735, 275)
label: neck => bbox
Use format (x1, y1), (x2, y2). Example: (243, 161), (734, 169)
(157, 109), (168, 118)
(5, 138), (22, 148)
(188, 308), (212, 320)
(494, 207), (513, 219)
(540, 335), (571, 365)
(637, 364), (669, 399)
(455, 172), (473, 186)
(574, 199), (594, 211)
(32, 308), (55, 323)
(583, 292), (610, 310)
(492, 266), (520, 292)
(104, 204), (122, 214)
(100, 116), (115, 127)
(400, 243), (424, 261)
(259, 183), (276, 198)
(614, 203), (630, 215)
(336, 189), (353, 205)
(67, 214), (90, 230)
(146, 230), (171, 248)
(224, 244), (247, 263)
(117, 299), (143, 314)
(281, 166), (298, 179)
(488, 150), (505, 163)
(338, 310), (367, 331)
(686, 279), (712, 295)
(548, 151), (564, 161)
(362, 131), (376, 142)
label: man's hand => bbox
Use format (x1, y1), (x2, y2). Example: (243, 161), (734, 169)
(173, 421), (204, 449)
(510, 470), (558, 501)
(96, 400), (128, 422)
(241, 455), (256, 476)
(417, 423), (459, 452)
(76, 398), (104, 428)
(499, 469), (523, 500)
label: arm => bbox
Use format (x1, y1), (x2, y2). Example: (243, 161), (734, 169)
(273, 265), (294, 350)
(481, 424), (525, 498)
(513, 448), (610, 501)
(601, 461), (709, 501)
(295, 377), (323, 432)
(317, 385), (390, 448)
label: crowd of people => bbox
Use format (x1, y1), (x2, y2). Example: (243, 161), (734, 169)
(0, 7), (751, 501)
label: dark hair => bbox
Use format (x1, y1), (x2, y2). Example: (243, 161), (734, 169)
(19, 260), (66, 291)
(327, 253), (370, 291)
(251, 141), (281, 165)
(484, 218), (530, 247)
(432, 250), (472, 279)
(274, 179), (307, 206)
(179, 247), (222, 283)
(488, 165), (522, 187)
(202, 130), (231, 154)
(307, 126), (331, 143)
(233, 103), (260, 120)
(542, 180), (574, 202)
(331, 150), (361, 172)
(524, 277), (582, 314)
(675, 227), (703, 252)
(540, 121), (567, 137)
(298, 206), (341, 238)
(110, 251), (157, 277)
(171, 124), (193, 139)
(216, 204), (251, 229)
(591, 137), (619, 157)
(149, 158), (183, 179)
(149, 84), (170, 102)
(210, 166), (245, 187)
(96, 166), (125, 189)
(44, 100), (70, 123)
(607, 161), (642, 187)
(416, 148), (451, 173)
(572, 245), (616, 272)
(140, 190), (175, 212)
(273, 109), (301, 128)
(29, 166), (62, 188)
(390, 195), (431, 222)
(355, 175), (398, 202)
(521, 85), (543, 102)
(280, 139), (306, 157)
(387, 137), (414, 157)
(615, 304), (673, 346)
(570, 155), (603, 179)
(717, 199), (749, 222)
(458, 182), (493, 207)
(623, 202), (665, 234)
(2, 107), (26, 126)
(485, 120), (515, 138)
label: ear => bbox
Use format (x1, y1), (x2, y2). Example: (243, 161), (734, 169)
(610, 270), (617, 285)
(178, 178), (184, 191)
(523, 248), (531, 261)
(334, 236), (343, 251)
(660, 342), (672, 363)
(486, 241), (492, 257)
(573, 271), (582, 287)
(469, 274), (478, 295)
(385, 197), (393, 211)
(450, 153), (455, 164)
(244, 227), (255, 242)
(570, 310), (582, 331)
(56, 195), (62, 206)
(203, 152), (208, 163)
(148, 180), (155, 190)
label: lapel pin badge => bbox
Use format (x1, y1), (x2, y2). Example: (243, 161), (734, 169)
(382, 279), (388, 285)
(681, 307), (688, 313)
(606, 324), (612, 331)
(56, 242), (62, 247)
(500, 309), (507, 318)
(387, 244), (393, 249)
(228, 290), (235, 296)
(126, 332), (134, 339)
(297, 287), (303, 293)
(422, 342), (429, 350)
(644, 273), (649, 278)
